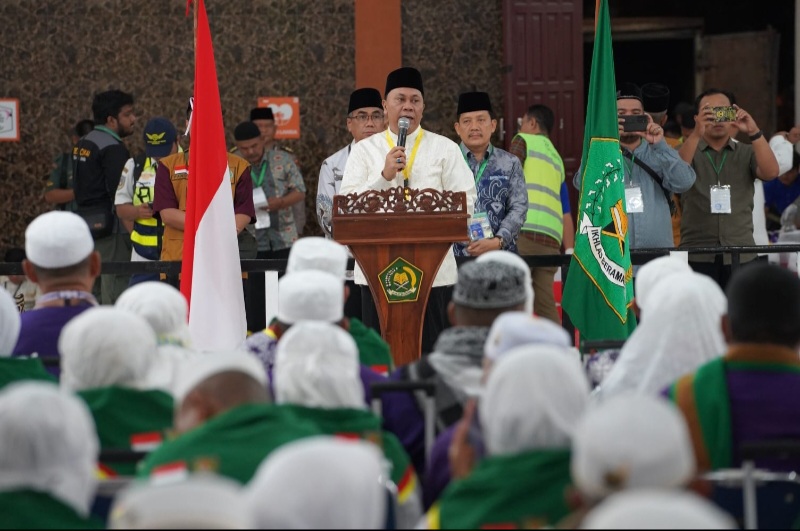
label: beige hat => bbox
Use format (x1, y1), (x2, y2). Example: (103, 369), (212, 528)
(173, 351), (267, 403)
(25, 211), (94, 269)
(277, 271), (344, 324)
(286, 237), (349, 280)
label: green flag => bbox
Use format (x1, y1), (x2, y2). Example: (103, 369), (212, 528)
(562, 0), (636, 341)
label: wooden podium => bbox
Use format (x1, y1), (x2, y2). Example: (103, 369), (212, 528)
(332, 186), (468, 367)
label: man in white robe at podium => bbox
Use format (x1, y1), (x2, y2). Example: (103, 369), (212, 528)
(340, 67), (477, 355)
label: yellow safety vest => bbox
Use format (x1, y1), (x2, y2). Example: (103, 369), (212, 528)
(517, 133), (565, 244)
(130, 156), (161, 260)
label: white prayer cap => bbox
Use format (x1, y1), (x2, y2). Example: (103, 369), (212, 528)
(244, 436), (386, 529)
(770, 134), (795, 176)
(0, 290), (20, 356)
(476, 250), (534, 314)
(59, 307), (158, 392)
(173, 351), (267, 404)
(634, 256), (692, 312)
(286, 237), (349, 280)
(482, 345), (589, 456)
(484, 311), (571, 361)
(24, 211), (94, 269)
(572, 394), (694, 500)
(274, 321), (364, 409)
(116, 281), (191, 347)
(582, 489), (736, 529)
(277, 270), (343, 324)
(0, 382), (98, 516)
(109, 474), (253, 529)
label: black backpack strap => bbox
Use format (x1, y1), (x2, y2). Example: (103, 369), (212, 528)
(622, 150), (676, 215)
(132, 154), (148, 184)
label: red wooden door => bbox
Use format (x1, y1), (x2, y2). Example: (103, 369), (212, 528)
(502, 0), (584, 184)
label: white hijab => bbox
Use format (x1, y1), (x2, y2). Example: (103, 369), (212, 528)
(634, 256), (692, 313)
(244, 437), (386, 529)
(0, 289), (20, 356)
(115, 281), (191, 347)
(571, 394), (695, 500)
(0, 382), (98, 516)
(481, 346), (590, 456)
(476, 250), (534, 315)
(110, 474), (253, 529)
(274, 321), (364, 409)
(582, 489), (736, 529)
(597, 272), (726, 399)
(59, 307), (158, 392)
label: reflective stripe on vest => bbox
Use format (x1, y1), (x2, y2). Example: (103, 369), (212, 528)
(518, 133), (565, 244)
(131, 158), (161, 260)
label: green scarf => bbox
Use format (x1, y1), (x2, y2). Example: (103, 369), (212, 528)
(78, 387), (174, 476)
(348, 317), (394, 374)
(433, 449), (572, 529)
(0, 489), (102, 529)
(137, 403), (320, 484)
(0, 358), (55, 391)
(669, 347), (800, 471)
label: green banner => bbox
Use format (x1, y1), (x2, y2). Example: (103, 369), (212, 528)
(562, 0), (636, 341)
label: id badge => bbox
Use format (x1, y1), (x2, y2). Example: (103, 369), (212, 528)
(709, 185), (732, 214)
(253, 188), (271, 229)
(625, 186), (644, 213)
(468, 212), (494, 242)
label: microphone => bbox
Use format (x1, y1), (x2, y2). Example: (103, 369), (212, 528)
(397, 117), (410, 148)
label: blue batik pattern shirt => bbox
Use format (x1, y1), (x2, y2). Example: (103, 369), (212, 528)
(454, 143), (527, 256)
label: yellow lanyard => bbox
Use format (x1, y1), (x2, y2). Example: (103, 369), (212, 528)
(385, 128), (424, 183)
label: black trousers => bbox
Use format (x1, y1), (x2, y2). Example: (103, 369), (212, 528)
(360, 284), (453, 356)
(245, 248), (291, 333)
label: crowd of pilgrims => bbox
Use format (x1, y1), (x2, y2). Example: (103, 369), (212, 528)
(2, 207), (800, 529)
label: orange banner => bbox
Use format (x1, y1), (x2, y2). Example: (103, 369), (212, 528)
(256, 96), (300, 139)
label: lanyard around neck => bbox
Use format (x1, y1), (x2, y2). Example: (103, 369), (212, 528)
(35, 290), (98, 308)
(463, 152), (489, 185)
(704, 149), (729, 182)
(385, 128), (424, 181)
(253, 160), (268, 188)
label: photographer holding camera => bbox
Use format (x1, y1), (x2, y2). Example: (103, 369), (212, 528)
(574, 82), (695, 250)
(678, 89), (780, 288)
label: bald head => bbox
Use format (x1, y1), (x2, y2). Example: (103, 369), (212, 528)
(175, 371), (269, 434)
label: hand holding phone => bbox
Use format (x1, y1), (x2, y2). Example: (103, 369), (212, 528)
(621, 115), (649, 132)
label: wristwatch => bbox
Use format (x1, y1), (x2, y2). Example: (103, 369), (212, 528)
(495, 235), (507, 250)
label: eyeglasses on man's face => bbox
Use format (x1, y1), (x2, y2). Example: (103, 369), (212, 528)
(348, 112), (384, 123)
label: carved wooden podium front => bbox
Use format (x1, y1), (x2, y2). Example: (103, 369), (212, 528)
(332, 186), (468, 367)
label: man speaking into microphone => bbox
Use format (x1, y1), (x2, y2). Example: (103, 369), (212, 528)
(341, 67), (477, 355)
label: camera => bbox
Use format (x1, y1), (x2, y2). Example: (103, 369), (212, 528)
(712, 106), (737, 123)
(621, 115), (648, 132)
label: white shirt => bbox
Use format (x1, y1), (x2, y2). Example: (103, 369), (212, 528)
(115, 157), (157, 262)
(340, 127), (476, 287)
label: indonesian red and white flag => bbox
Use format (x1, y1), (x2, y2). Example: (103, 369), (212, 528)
(181, 0), (247, 350)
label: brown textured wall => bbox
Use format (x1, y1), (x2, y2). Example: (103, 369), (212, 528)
(0, 0), (503, 256)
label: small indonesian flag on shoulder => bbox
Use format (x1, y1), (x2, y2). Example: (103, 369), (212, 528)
(371, 364), (389, 376)
(150, 461), (188, 485)
(130, 431), (164, 452)
(174, 165), (189, 176)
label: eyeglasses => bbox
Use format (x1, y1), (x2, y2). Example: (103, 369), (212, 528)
(348, 112), (384, 123)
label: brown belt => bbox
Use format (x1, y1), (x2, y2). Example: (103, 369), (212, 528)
(521, 231), (560, 249)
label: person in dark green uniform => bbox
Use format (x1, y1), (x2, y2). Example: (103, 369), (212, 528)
(138, 352), (320, 484)
(0, 290), (54, 390)
(59, 307), (173, 477)
(0, 382), (102, 529)
(273, 321), (420, 527)
(426, 346), (590, 529)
